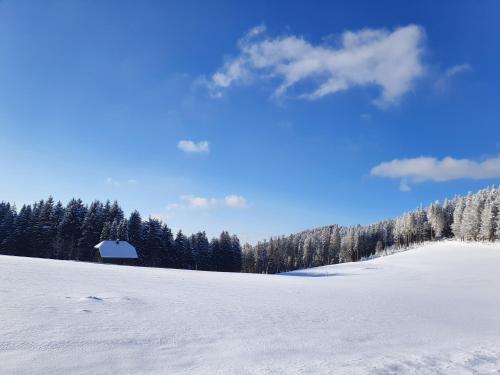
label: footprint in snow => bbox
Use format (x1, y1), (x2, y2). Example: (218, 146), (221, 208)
(80, 296), (104, 302)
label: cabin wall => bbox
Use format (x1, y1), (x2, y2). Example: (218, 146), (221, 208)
(101, 258), (138, 266)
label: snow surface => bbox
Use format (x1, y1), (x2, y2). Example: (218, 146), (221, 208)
(94, 240), (138, 258)
(1, 241), (500, 374)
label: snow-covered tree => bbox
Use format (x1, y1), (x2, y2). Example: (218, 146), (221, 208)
(428, 201), (445, 239)
(478, 200), (496, 241)
(452, 196), (466, 240)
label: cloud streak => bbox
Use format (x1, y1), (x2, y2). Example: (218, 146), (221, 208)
(371, 156), (500, 190)
(167, 195), (248, 210)
(106, 177), (137, 187)
(177, 140), (210, 153)
(208, 24), (426, 107)
(444, 63), (472, 77)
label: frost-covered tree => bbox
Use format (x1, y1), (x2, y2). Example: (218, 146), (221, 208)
(329, 226), (341, 264)
(452, 196), (466, 240)
(428, 201), (445, 239)
(478, 200), (497, 241)
(442, 198), (454, 238)
(461, 193), (484, 241)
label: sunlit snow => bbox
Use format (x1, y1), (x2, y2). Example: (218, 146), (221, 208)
(1, 241), (499, 374)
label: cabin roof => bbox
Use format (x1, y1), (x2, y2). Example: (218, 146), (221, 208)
(94, 240), (138, 259)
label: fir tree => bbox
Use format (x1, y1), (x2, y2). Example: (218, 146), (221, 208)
(142, 218), (163, 267)
(194, 231), (210, 270)
(127, 211), (144, 264)
(77, 201), (103, 261)
(174, 230), (187, 269)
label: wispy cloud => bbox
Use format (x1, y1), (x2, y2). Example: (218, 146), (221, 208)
(106, 177), (137, 187)
(207, 24), (426, 107)
(434, 63), (472, 94)
(167, 195), (249, 210)
(371, 156), (500, 190)
(177, 140), (210, 153)
(106, 177), (121, 187)
(224, 195), (248, 208)
(444, 63), (472, 77)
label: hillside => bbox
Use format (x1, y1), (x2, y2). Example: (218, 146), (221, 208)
(1, 241), (500, 374)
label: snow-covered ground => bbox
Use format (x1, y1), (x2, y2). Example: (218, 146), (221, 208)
(1, 241), (500, 374)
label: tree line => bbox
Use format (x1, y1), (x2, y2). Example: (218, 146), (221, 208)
(1, 186), (499, 274)
(0, 198), (242, 272)
(241, 186), (500, 274)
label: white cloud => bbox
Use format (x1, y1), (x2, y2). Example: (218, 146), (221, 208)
(177, 140), (210, 153)
(181, 195), (218, 209)
(167, 195), (249, 210)
(445, 63), (472, 77)
(371, 156), (500, 190)
(224, 195), (248, 208)
(106, 177), (120, 187)
(208, 24), (426, 107)
(106, 177), (137, 187)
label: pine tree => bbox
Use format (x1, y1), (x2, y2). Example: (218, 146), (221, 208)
(442, 198), (454, 238)
(50, 201), (66, 259)
(328, 226), (341, 264)
(117, 219), (129, 241)
(428, 201), (445, 239)
(320, 227), (331, 266)
(100, 222), (111, 241)
(231, 235), (242, 272)
(478, 200), (498, 241)
(242, 243), (256, 273)
(184, 235), (195, 270)
(210, 237), (221, 271)
(77, 201), (103, 261)
(142, 218), (163, 267)
(452, 197), (466, 240)
(461, 193), (483, 241)
(58, 199), (87, 260)
(109, 219), (120, 240)
(194, 231), (210, 270)
(174, 230), (187, 269)
(0, 203), (16, 255)
(160, 224), (173, 267)
(12, 205), (34, 257)
(302, 234), (315, 268)
(108, 201), (124, 224)
(127, 211), (144, 263)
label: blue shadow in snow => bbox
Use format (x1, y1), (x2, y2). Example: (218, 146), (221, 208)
(281, 271), (356, 278)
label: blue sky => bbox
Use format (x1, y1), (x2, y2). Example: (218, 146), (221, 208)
(0, 0), (499, 243)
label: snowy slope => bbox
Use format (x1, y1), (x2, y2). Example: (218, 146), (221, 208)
(1, 241), (500, 374)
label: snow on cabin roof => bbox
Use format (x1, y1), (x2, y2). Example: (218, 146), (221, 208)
(94, 240), (138, 259)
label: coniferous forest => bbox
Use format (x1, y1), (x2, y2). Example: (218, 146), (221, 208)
(0, 186), (499, 274)
(241, 186), (500, 274)
(0, 198), (242, 272)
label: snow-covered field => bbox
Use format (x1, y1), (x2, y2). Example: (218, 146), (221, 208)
(1, 241), (500, 374)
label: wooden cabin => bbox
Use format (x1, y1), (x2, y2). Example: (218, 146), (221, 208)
(93, 240), (138, 266)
